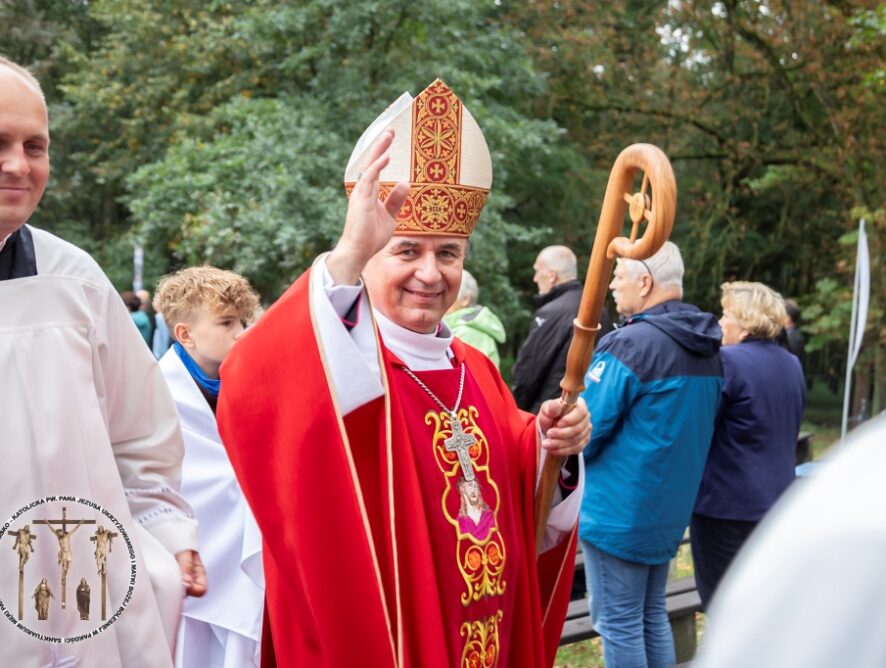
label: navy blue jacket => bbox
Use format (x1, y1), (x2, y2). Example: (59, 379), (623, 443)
(694, 339), (806, 521)
(580, 300), (723, 564)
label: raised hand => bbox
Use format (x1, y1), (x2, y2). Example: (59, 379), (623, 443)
(327, 129), (410, 285)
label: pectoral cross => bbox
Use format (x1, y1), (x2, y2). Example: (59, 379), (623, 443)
(444, 412), (477, 481)
(6, 528), (37, 620)
(38, 507), (96, 609)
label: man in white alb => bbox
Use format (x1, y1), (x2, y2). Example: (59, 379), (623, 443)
(0, 55), (206, 667)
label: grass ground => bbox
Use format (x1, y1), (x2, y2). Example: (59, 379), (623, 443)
(802, 382), (845, 459)
(553, 381), (844, 667)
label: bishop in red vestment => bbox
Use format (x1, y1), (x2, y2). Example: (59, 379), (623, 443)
(218, 80), (591, 668)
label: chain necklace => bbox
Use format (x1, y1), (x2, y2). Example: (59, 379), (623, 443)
(399, 363), (466, 415)
(399, 364), (477, 481)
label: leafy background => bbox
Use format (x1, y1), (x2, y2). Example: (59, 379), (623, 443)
(2, 0), (883, 408)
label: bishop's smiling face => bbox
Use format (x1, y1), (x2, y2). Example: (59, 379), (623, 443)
(363, 235), (467, 334)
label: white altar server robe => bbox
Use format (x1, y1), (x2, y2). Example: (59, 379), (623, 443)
(160, 350), (264, 668)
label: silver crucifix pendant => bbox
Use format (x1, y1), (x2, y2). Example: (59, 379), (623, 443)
(444, 411), (477, 481)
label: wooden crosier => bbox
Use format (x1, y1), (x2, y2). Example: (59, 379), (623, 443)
(534, 144), (677, 552)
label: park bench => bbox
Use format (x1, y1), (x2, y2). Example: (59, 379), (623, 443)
(560, 431), (813, 660)
(562, 543), (702, 663)
(560, 573), (701, 662)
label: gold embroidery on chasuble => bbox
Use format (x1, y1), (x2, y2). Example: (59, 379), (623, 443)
(426, 406), (507, 606)
(460, 611), (504, 668)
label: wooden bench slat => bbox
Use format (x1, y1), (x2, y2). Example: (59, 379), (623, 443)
(565, 576), (697, 621)
(559, 582), (702, 646)
(665, 589), (702, 617)
(665, 575), (697, 596)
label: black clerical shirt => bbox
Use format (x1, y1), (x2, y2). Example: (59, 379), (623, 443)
(0, 226), (37, 281)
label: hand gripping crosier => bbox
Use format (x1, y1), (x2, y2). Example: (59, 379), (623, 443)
(534, 144), (677, 552)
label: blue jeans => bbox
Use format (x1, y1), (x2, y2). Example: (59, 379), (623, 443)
(581, 540), (675, 668)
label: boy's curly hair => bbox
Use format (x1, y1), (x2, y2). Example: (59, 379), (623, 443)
(155, 266), (260, 328)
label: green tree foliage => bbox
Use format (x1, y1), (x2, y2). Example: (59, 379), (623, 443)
(0, 0), (110, 267)
(514, 0), (883, 305)
(57, 0), (567, 336)
(126, 97), (346, 296)
(511, 0), (883, 391)
(7, 0), (883, 389)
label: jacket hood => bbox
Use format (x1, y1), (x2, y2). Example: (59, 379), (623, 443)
(445, 305), (506, 343)
(630, 300), (722, 357)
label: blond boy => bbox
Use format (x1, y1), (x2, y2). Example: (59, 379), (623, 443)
(155, 267), (264, 668)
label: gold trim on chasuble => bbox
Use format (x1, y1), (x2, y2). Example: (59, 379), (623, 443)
(426, 405), (506, 666)
(427, 406), (508, 604)
(308, 258), (401, 666)
(343, 80), (489, 237)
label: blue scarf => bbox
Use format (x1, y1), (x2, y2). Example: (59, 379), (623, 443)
(174, 342), (221, 397)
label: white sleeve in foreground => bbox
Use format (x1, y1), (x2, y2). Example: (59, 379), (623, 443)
(99, 281), (198, 555)
(310, 255), (385, 415)
(693, 417), (886, 668)
(537, 448), (584, 554)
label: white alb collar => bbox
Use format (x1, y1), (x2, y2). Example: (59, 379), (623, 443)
(373, 308), (454, 371)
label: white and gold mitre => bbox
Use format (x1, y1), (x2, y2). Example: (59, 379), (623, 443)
(344, 79), (493, 237)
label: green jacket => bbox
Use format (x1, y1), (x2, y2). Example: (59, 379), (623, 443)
(443, 305), (506, 368)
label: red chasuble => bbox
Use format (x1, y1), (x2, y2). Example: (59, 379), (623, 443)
(218, 267), (575, 668)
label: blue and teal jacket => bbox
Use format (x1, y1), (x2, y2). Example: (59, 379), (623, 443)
(579, 300), (723, 565)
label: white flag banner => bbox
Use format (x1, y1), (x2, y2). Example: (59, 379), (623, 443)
(850, 220), (870, 368)
(842, 219), (871, 440)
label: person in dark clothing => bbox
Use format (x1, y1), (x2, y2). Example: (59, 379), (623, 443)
(511, 245), (612, 413)
(781, 298), (806, 368)
(691, 281), (806, 610)
(137, 288), (156, 346)
(121, 290), (152, 346)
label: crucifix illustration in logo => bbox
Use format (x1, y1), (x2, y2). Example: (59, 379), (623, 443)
(37, 507), (96, 609)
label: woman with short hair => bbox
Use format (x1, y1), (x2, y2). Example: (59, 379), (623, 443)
(691, 281), (806, 609)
